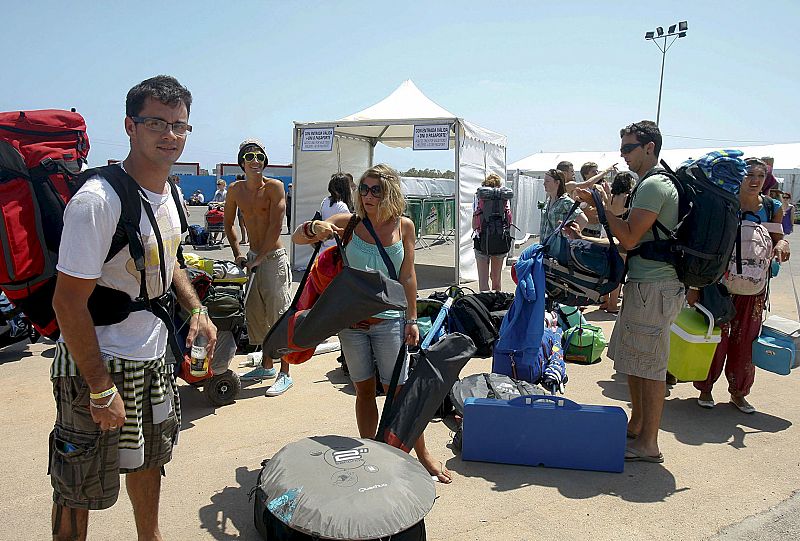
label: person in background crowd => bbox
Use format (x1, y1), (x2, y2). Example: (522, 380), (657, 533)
(50, 74), (216, 540)
(599, 171), (637, 314)
(574, 162), (618, 236)
(539, 168), (587, 240)
(235, 174), (248, 244)
(292, 164), (452, 483)
(170, 174), (189, 217)
(319, 173), (354, 251)
(472, 173), (512, 291)
(189, 189), (205, 205)
(225, 139), (294, 396)
(695, 158), (790, 414)
(208, 179), (228, 245)
(576, 120), (684, 464)
(781, 192), (794, 236)
(557, 161), (575, 185)
(212, 179), (227, 203)
(760, 156), (778, 195)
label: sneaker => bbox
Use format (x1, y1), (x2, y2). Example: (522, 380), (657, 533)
(265, 373), (293, 396)
(240, 366), (277, 381)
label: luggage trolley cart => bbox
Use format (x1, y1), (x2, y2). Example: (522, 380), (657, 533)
(205, 203), (226, 246)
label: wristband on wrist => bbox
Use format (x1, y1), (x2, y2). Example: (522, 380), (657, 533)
(302, 221), (314, 239)
(405, 319), (418, 325)
(89, 385), (118, 400)
(310, 220), (318, 235)
(90, 391), (117, 409)
(191, 307), (208, 316)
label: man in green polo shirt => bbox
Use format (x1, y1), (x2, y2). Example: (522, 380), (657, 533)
(578, 120), (694, 464)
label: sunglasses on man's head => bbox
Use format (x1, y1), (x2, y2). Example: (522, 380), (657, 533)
(358, 183), (383, 197)
(620, 142), (644, 155)
(243, 151), (266, 162)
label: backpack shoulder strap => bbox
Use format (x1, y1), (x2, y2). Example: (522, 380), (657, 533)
(167, 178), (189, 233)
(761, 195), (776, 222)
(80, 165), (145, 268)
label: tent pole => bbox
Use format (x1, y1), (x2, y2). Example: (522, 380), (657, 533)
(291, 126), (299, 268)
(454, 121), (461, 284)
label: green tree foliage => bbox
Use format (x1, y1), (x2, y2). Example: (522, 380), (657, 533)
(400, 168), (455, 179)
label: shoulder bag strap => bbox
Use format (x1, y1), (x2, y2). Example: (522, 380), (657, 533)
(361, 217), (399, 281)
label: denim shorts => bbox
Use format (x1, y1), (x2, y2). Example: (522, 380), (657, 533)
(338, 318), (408, 385)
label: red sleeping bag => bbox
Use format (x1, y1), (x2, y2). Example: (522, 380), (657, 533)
(284, 244), (343, 364)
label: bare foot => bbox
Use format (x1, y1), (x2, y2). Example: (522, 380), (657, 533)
(418, 455), (452, 484)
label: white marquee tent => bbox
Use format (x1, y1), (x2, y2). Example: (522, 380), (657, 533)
(509, 143), (800, 196)
(291, 80), (507, 282)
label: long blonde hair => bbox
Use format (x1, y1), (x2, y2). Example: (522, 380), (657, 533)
(354, 164), (405, 223)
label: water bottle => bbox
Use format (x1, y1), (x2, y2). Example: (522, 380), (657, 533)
(190, 333), (209, 377)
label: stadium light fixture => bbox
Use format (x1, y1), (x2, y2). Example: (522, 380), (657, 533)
(644, 21), (689, 125)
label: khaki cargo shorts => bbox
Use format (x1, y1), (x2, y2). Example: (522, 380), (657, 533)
(49, 371), (178, 510)
(608, 279), (684, 381)
(244, 248), (291, 346)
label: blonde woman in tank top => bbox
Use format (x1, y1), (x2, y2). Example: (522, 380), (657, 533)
(293, 164), (453, 483)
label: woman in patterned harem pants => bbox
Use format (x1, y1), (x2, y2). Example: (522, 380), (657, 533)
(694, 158), (790, 414)
(694, 293), (765, 408)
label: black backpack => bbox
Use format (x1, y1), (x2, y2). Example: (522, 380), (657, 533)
(474, 186), (514, 255)
(631, 160), (741, 288)
(447, 294), (497, 358)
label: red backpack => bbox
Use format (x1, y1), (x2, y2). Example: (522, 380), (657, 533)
(0, 110), (189, 342)
(0, 110), (89, 338)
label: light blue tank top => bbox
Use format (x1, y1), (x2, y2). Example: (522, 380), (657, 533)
(345, 232), (405, 319)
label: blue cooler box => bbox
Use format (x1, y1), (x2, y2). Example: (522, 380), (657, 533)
(753, 315), (800, 375)
(461, 395), (627, 473)
(752, 335), (795, 375)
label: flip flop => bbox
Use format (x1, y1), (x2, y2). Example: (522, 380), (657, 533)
(697, 398), (715, 409)
(625, 447), (664, 463)
(730, 400), (756, 414)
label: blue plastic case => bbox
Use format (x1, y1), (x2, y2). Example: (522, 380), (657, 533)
(461, 395), (627, 473)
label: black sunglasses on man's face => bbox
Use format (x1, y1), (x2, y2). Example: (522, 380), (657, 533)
(620, 142), (644, 155)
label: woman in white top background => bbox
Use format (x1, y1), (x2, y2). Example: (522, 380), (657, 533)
(319, 172), (355, 250)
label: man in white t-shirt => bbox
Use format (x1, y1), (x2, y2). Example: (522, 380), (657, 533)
(50, 75), (216, 540)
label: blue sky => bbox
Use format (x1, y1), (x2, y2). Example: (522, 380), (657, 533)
(3, 1), (798, 171)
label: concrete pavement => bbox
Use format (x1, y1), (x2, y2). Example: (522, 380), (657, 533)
(1, 209), (799, 540)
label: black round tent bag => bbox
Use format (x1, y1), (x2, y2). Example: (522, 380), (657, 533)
(253, 436), (433, 540)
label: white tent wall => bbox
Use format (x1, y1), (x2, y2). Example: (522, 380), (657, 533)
(508, 171), (546, 243)
(291, 132), (371, 268)
(776, 171), (800, 202)
(457, 122), (507, 282)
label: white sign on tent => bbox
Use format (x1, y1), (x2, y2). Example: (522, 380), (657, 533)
(413, 124), (450, 150)
(301, 127), (334, 151)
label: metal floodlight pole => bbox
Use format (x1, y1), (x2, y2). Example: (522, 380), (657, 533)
(644, 21), (688, 126)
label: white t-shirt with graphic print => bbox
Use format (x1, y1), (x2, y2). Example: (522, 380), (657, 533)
(57, 165), (183, 360)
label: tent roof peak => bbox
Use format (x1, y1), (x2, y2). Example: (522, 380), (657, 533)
(340, 79), (456, 122)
